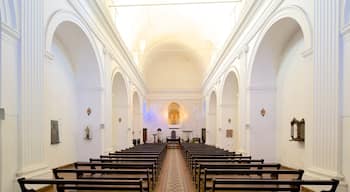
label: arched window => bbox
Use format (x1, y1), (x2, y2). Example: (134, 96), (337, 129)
(168, 103), (180, 125)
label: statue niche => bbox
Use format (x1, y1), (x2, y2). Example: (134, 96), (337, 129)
(168, 103), (180, 125)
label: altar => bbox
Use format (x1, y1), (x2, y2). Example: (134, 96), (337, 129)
(166, 125), (181, 143)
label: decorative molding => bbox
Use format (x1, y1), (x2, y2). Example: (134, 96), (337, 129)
(301, 48), (313, 58)
(45, 51), (54, 62)
(312, 0), (342, 177)
(343, 24), (350, 38)
(16, 163), (49, 177)
(1, 23), (19, 40)
(18, 0), (46, 174)
(306, 167), (344, 180)
(146, 90), (202, 101)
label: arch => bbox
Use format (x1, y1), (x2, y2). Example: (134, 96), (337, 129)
(44, 19), (105, 164)
(208, 91), (218, 146)
(221, 71), (239, 151)
(345, 0), (350, 26)
(112, 72), (129, 150)
(0, 0), (18, 29)
(247, 13), (311, 166)
(46, 10), (104, 88)
(168, 102), (181, 125)
(247, 5), (313, 84)
(132, 91), (142, 142)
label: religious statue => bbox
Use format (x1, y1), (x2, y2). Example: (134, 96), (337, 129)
(85, 126), (91, 140)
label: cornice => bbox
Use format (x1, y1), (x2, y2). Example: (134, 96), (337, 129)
(146, 90), (203, 101)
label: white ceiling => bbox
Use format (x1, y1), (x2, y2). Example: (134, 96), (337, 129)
(107, 0), (245, 89)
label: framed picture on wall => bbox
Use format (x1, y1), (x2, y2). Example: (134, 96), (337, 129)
(51, 120), (60, 144)
(226, 129), (233, 138)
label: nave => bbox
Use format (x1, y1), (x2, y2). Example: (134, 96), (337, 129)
(18, 143), (339, 192)
(1, 1), (350, 192)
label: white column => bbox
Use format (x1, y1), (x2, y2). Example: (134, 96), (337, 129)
(17, 0), (47, 176)
(311, 0), (342, 178)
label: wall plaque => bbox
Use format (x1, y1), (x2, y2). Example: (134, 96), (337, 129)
(51, 120), (60, 144)
(0, 108), (5, 120)
(226, 129), (233, 138)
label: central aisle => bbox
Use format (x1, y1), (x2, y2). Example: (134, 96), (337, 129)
(155, 148), (196, 192)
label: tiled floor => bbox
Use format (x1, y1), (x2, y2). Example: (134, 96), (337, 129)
(155, 148), (196, 192)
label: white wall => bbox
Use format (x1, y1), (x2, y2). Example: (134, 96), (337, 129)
(132, 93), (142, 141)
(112, 73), (130, 150)
(143, 99), (204, 143)
(220, 73), (239, 151)
(207, 92), (217, 146)
(342, 23), (350, 188)
(0, 24), (19, 192)
(275, 30), (311, 169)
(44, 37), (78, 167)
(249, 89), (276, 161)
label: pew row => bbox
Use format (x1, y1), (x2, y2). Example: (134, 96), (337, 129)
(211, 178), (339, 192)
(17, 178), (145, 192)
(53, 168), (152, 191)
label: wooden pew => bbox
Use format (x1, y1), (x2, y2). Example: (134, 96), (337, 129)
(106, 154), (162, 164)
(188, 155), (250, 168)
(201, 169), (304, 192)
(100, 155), (160, 170)
(119, 143), (167, 161)
(211, 178), (339, 192)
(192, 159), (264, 179)
(74, 162), (157, 184)
(53, 168), (152, 191)
(17, 177), (145, 192)
(196, 163), (281, 189)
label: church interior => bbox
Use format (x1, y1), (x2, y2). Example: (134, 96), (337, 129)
(1, 0), (350, 191)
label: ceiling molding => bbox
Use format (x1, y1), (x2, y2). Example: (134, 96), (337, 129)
(109, 0), (242, 7)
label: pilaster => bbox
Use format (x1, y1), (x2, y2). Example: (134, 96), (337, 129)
(239, 45), (249, 153)
(17, 0), (47, 176)
(311, 0), (342, 178)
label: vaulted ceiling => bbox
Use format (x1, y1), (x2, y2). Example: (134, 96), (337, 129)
(107, 0), (245, 91)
